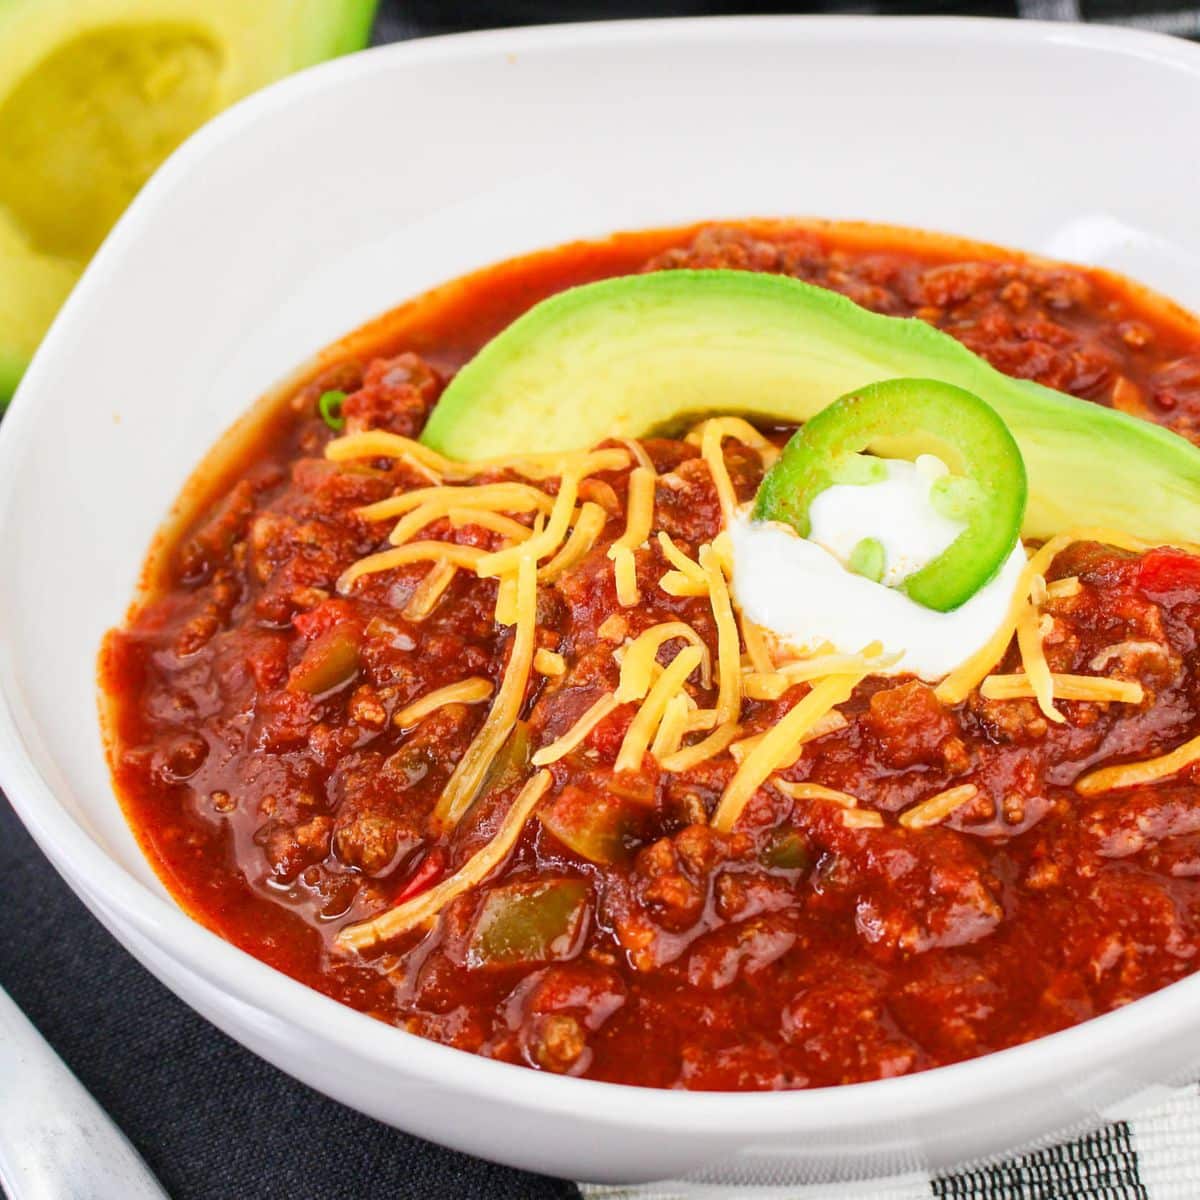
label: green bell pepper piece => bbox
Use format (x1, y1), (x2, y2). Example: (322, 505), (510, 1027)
(467, 878), (590, 969)
(287, 624), (361, 696)
(760, 825), (811, 871)
(754, 378), (1027, 612)
(539, 786), (644, 865)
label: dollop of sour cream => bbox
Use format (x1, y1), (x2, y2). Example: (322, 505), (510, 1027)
(731, 455), (1025, 681)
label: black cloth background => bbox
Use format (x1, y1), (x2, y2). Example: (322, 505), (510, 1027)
(1, 3), (1196, 1199)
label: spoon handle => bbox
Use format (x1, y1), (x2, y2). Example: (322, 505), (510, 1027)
(0, 984), (171, 1200)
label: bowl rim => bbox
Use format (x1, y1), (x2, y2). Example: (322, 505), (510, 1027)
(4, 12), (1200, 1137)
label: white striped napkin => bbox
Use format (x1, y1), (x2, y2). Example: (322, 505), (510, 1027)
(581, 1083), (1200, 1199)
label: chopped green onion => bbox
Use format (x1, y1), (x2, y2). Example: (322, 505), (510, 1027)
(318, 389), (347, 431)
(848, 536), (886, 583)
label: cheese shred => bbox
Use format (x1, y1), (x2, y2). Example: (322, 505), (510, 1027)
(613, 545), (641, 607)
(742, 672), (793, 701)
(610, 467), (657, 555)
(1075, 732), (1200, 796)
(432, 548), (539, 831)
(899, 783), (979, 830)
(616, 646), (705, 773)
(616, 622), (712, 701)
(533, 648), (566, 677)
(658, 721), (741, 774)
(393, 677), (495, 728)
(325, 430), (455, 477)
(337, 542), (485, 593)
(773, 780), (860, 808)
(651, 693), (692, 762)
(356, 482), (551, 528)
(403, 560), (458, 621)
(1015, 588), (1064, 724)
(337, 770), (553, 952)
(981, 673), (1144, 705)
(935, 527), (1160, 706)
(531, 694), (620, 766)
(730, 712), (848, 767)
(712, 673), (864, 833)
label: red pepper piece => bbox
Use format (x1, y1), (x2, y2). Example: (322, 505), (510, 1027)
(1137, 548), (1200, 599)
(394, 848), (446, 905)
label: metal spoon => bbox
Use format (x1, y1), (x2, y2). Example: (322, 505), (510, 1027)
(0, 984), (170, 1200)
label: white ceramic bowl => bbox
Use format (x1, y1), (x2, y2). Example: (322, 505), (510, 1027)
(3, 16), (1200, 1186)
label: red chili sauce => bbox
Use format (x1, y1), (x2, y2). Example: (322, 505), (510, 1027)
(101, 222), (1200, 1090)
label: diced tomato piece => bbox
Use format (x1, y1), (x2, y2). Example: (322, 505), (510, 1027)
(1137, 548), (1200, 599)
(292, 598), (359, 640)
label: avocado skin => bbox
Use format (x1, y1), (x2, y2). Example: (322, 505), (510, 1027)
(0, 0), (378, 410)
(422, 269), (1200, 545)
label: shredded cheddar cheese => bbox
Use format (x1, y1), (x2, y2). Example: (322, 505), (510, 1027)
(616, 622), (712, 701)
(658, 570), (708, 598)
(778, 645), (901, 681)
(772, 780), (859, 808)
(531, 695), (620, 766)
(981, 673), (1144, 705)
(476, 470), (581, 578)
(699, 544), (742, 728)
(337, 770), (553, 952)
(356, 482), (551, 527)
(729, 711), (848, 768)
(712, 673), (864, 832)
(695, 418), (780, 524)
(403, 560), (458, 621)
(459, 446), (630, 482)
(336, 542), (485, 593)
(1075, 732), (1200, 796)
(610, 467), (657, 555)
(616, 645), (705, 773)
(739, 611), (775, 675)
(651, 693), (692, 762)
(658, 721), (741, 774)
(621, 438), (655, 471)
(613, 545), (640, 607)
(393, 677), (494, 728)
(446, 509), (534, 542)
(325, 430), (455, 477)
(841, 809), (884, 830)
(533, 648), (566, 677)
(657, 531), (706, 582)
(494, 573), (519, 626)
(935, 527), (1160, 706)
(742, 672), (792, 701)
(1015, 586), (1064, 724)
(1046, 576), (1082, 600)
(432, 548), (539, 831)
(899, 783), (979, 830)
(539, 501), (607, 582)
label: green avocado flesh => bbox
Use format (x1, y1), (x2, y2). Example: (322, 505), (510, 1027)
(423, 269), (1200, 545)
(0, 0), (377, 408)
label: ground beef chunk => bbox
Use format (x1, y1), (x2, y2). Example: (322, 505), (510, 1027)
(342, 352), (442, 437)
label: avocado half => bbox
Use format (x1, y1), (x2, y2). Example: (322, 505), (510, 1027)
(422, 269), (1200, 545)
(0, 0), (378, 408)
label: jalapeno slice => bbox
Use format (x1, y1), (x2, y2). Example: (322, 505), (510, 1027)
(753, 378), (1027, 612)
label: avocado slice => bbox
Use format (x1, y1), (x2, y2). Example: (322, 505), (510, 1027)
(0, 0), (378, 408)
(422, 269), (1200, 544)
